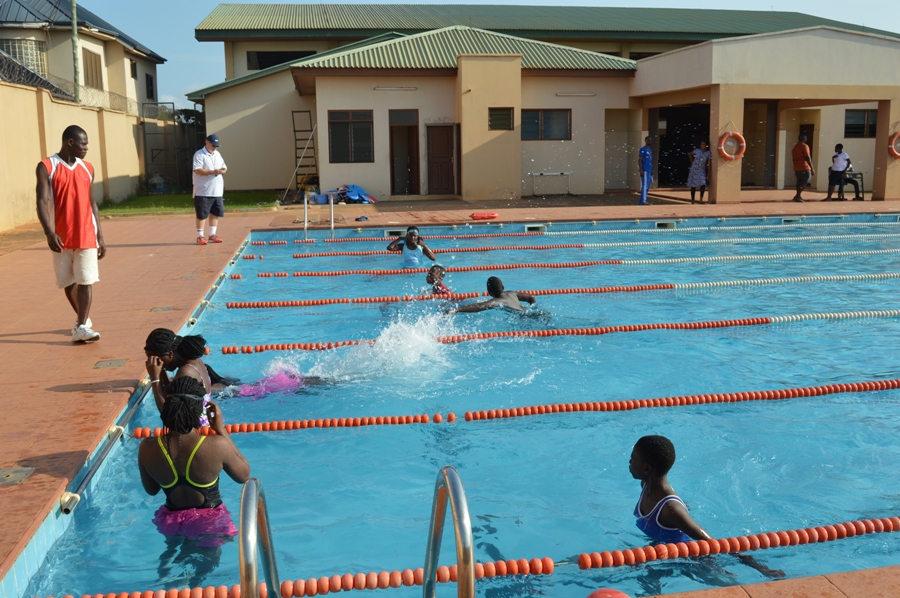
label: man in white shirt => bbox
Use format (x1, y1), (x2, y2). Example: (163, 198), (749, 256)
(192, 134), (228, 244)
(824, 143), (861, 201)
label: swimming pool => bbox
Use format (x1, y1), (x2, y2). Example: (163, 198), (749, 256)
(25, 215), (900, 598)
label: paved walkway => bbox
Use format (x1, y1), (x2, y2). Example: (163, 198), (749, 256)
(2, 197), (899, 598)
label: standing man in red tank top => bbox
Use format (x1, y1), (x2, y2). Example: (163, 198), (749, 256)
(36, 125), (106, 343)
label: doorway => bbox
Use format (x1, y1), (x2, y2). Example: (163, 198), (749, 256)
(799, 124), (815, 161)
(389, 110), (419, 195)
(657, 105), (710, 187)
(427, 125), (455, 195)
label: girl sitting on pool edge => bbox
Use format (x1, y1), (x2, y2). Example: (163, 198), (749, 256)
(630, 435), (784, 579)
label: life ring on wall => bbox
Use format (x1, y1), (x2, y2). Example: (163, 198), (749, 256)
(889, 132), (900, 159)
(471, 212), (499, 220)
(717, 131), (747, 162)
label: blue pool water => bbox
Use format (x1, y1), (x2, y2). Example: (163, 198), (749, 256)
(26, 216), (900, 598)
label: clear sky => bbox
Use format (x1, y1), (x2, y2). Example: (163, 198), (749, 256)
(78, 0), (900, 108)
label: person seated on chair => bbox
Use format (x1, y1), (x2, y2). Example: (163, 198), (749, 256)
(824, 144), (860, 201)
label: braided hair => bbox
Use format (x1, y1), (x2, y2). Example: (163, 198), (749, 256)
(145, 328), (177, 355)
(174, 335), (207, 360)
(161, 377), (208, 434)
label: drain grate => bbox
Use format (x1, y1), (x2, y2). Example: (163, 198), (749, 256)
(0, 467), (34, 485)
(150, 306), (173, 312)
(93, 359), (128, 369)
(182, 275), (199, 279)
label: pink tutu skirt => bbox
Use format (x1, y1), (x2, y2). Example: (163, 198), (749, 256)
(153, 504), (237, 547)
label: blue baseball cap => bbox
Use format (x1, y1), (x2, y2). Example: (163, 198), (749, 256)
(206, 134), (221, 147)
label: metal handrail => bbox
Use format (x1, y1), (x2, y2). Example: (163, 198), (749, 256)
(239, 478), (280, 598)
(422, 466), (475, 598)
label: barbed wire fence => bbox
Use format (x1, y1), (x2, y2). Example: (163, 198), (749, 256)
(0, 49), (139, 115)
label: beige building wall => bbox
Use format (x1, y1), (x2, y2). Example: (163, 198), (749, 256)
(456, 55), (522, 201)
(0, 82), (144, 233)
(314, 75), (457, 199)
(605, 109), (643, 190)
(205, 69), (316, 191)
(229, 41), (337, 79)
(520, 76), (631, 195)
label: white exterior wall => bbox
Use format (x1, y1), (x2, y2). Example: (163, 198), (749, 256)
(315, 76), (457, 200)
(520, 76), (632, 196)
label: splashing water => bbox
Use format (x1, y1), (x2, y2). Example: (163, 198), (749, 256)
(308, 312), (458, 388)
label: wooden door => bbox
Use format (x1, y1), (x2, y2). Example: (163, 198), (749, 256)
(428, 126), (454, 195)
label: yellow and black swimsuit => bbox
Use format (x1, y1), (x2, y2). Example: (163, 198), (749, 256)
(157, 436), (223, 510)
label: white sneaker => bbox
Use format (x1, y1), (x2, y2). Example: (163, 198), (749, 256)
(73, 317), (92, 333)
(72, 325), (100, 343)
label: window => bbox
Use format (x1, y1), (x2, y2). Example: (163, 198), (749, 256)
(328, 111), (373, 163)
(130, 60), (137, 79)
(488, 108), (514, 131)
(82, 49), (102, 89)
(628, 52), (661, 60)
(145, 73), (155, 100)
(247, 50), (316, 70)
(522, 109), (571, 140)
(844, 109), (877, 138)
(0, 39), (47, 76)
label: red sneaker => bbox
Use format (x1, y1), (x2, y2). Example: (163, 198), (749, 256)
(197, 235), (208, 245)
(208, 234), (223, 243)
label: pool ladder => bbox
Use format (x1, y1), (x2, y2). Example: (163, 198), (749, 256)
(238, 467), (474, 598)
(423, 466), (475, 598)
(239, 478), (280, 598)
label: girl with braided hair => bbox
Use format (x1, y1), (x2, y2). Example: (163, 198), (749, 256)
(145, 328), (236, 424)
(138, 376), (250, 583)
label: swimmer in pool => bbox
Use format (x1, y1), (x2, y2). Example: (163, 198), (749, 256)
(630, 435), (784, 579)
(426, 264), (451, 295)
(145, 328), (235, 423)
(447, 276), (535, 313)
(138, 377), (250, 586)
(386, 226), (436, 267)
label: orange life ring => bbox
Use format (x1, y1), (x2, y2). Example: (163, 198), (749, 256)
(889, 132), (900, 159)
(717, 131), (747, 162)
(470, 212), (498, 220)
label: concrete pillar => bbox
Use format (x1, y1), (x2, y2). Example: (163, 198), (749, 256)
(872, 98), (900, 201)
(96, 109), (110, 202)
(456, 55), (522, 201)
(709, 85), (744, 203)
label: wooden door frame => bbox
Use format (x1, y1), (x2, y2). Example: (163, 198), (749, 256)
(426, 124), (457, 195)
(389, 109), (420, 196)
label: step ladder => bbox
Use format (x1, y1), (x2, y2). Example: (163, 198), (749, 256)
(293, 110), (318, 191)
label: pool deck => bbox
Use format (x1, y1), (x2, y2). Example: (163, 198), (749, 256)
(2, 194), (900, 598)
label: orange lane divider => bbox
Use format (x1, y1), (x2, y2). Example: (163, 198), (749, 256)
(257, 273), (292, 278)
(226, 292), (483, 309)
(133, 413), (459, 438)
(463, 377), (900, 422)
(131, 377), (900, 439)
(242, 255), (257, 260)
(229, 274), (242, 279)
(577, 516), (900, 571)
(61, 557), (555, 598)
(225, 286), (672, 309)
(292, 244), (585, 259)
(317, 232), (546, 243)
(218, 317), (772, 353)
(285, 260), (621, 277)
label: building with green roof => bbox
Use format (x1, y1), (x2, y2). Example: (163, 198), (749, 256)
(188, 4), (900, 203)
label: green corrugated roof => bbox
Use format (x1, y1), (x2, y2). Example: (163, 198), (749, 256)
(196, 4), (898, 39)
(291, 26), (635, 70)
(186, 31), (406, 100)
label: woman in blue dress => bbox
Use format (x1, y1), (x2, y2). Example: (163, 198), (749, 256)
(687, 141), (712, 204)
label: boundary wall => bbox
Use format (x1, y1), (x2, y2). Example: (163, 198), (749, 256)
(0, 81), (145, 233)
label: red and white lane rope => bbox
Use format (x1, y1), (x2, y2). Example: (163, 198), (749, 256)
(218, 309), (900, 354)
(131, 376), (900, 439)
(225, 272), (900, 309)
(264, 248), (900, 278)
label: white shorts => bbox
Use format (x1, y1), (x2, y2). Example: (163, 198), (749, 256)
(52, 248), (99, 289)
